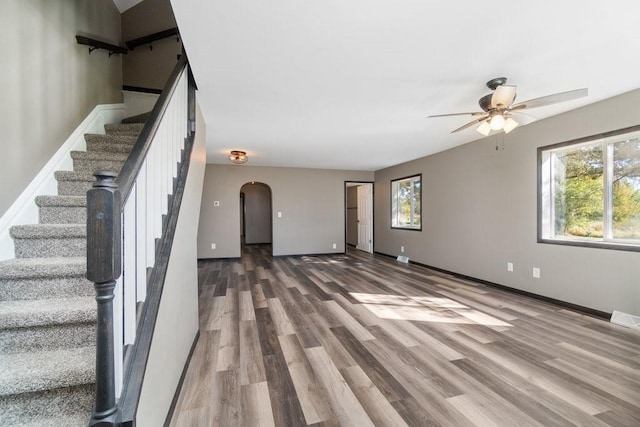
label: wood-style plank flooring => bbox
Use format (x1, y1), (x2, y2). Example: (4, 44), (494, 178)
(170, 245), (640, 426)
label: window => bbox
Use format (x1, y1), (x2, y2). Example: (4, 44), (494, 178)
(391, 174), (421, 230)
(538, 126), (640, 251)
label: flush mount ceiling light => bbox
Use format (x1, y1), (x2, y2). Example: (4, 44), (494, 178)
(228, 150), (248, 164)
(428, 77), (588, 136)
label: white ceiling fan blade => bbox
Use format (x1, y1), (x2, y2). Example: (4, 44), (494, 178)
(511, 88), (588, 110)
(508, 110), (537, 125)
(451, 116), (488, 133)
(428, 111), (485, 118)
(491, 85), (517, 108)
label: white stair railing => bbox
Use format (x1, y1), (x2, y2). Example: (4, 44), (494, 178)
(86, 56), (195, 426)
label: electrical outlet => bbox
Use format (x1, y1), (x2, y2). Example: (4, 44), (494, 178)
(533, 267), (540, 279)
(332, 243), (337, 249)
(211, 243), (216, 250)
(507, 262), (513, 272)
(277, 211), (282, 218)
(401, 246), (405, 253)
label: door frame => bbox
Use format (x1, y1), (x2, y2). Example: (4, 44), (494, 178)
(344, 181), (374, 254)
(240, 182), (273, 253)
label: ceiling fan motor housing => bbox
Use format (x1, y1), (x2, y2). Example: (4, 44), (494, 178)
(486, 77), (508, 90)
(479, 77), (509, 112)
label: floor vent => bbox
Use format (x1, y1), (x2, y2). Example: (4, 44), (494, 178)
(396, 255), (409, 264)
(610, 310), (640, 330)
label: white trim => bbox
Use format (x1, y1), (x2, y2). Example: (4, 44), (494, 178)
(0, 104), (126, 261)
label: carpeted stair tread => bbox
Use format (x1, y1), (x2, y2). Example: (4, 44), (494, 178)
(0, 297), (95, 329)
(0, 257), (90, 301)
(87, 142), (136, 155)
(0, 383), (93, 427)
(54, 171), (96, 182)
(85, 134), (137, 154)
(35, 195), (86, 208)
(11, 413), (90, 427)
(0, 346), (95, 396)
(121, 111), (151, 124)
(10, 224), (86, 239)
(84, 133), (137, 145)
(36, 196), (87, 224)
(104, 122), (144, 135)
(70, 151), (129, 161)
(0, 257), (85, 280)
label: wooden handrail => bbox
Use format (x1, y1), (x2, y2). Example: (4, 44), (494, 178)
(87, 54), (194, 426)
(76, 36), (127, 56)
(125, 27), (179, 50)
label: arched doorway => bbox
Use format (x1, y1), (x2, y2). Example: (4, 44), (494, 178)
(240, 182), (272, 249)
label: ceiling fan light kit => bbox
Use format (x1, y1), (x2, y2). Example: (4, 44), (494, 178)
(477, 121), (492, 136)
(489, 114), (506, 130)
(429, 77), (587, 137)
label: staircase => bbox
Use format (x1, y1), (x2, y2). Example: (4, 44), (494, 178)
(0, 117), (146, 426)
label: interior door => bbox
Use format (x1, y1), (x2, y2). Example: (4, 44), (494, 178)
(356, 184), (373, 253)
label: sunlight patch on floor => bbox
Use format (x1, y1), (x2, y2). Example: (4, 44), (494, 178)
(350, 292), (512, 327)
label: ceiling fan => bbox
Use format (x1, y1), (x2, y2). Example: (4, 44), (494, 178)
(428, 77), (588, 136)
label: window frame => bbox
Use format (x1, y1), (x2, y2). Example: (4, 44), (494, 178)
(537, 124), (640, 252)
(390, 174), (422, 231)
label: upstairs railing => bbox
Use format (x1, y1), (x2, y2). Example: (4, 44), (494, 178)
(125, 27), (180, 51)
(86, 54), (196, 426)
(76, 35), (128, 57)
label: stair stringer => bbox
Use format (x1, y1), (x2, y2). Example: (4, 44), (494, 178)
(0, 104), (125, 261)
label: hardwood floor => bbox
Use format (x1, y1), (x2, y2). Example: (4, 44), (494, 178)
(169, 245), (640, 426)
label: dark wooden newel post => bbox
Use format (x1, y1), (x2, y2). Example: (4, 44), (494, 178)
(87, 171), (121, 426)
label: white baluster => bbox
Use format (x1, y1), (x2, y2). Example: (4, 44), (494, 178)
(136, 158), (148, 303)
(113, 228), (124, 398)
(123, 187), (137, 346)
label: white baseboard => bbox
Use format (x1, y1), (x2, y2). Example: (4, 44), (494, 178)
(123, 90), (160, 118)
(0, 104), (126, 261)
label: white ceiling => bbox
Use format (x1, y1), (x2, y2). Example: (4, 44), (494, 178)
(171, 1), (640, 171)
(111, 0), (143, 13)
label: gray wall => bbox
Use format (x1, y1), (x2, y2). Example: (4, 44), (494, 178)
(0, 0), (122, 216)
(242, 182), (272, 244)
(122, 0), (182, 90)
(346, 186), (358, 246)
(375, 89), (640, 317)
(136, 102), (206, 426)
(198, 165), (373, 257)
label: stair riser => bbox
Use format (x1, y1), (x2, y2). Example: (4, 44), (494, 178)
(86, 140), (135, 154)
(104, 123), (144, 134)
(105, 129), (141, 136)
(57, 180), (94, 197)
(0, 323), (95, 354)
(14, 238), (85, 258)
(39, 206), (86, 224)
(0, 383), (93, 426)
(72, 159), (124, 174)
(0, 277), (93, 301)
